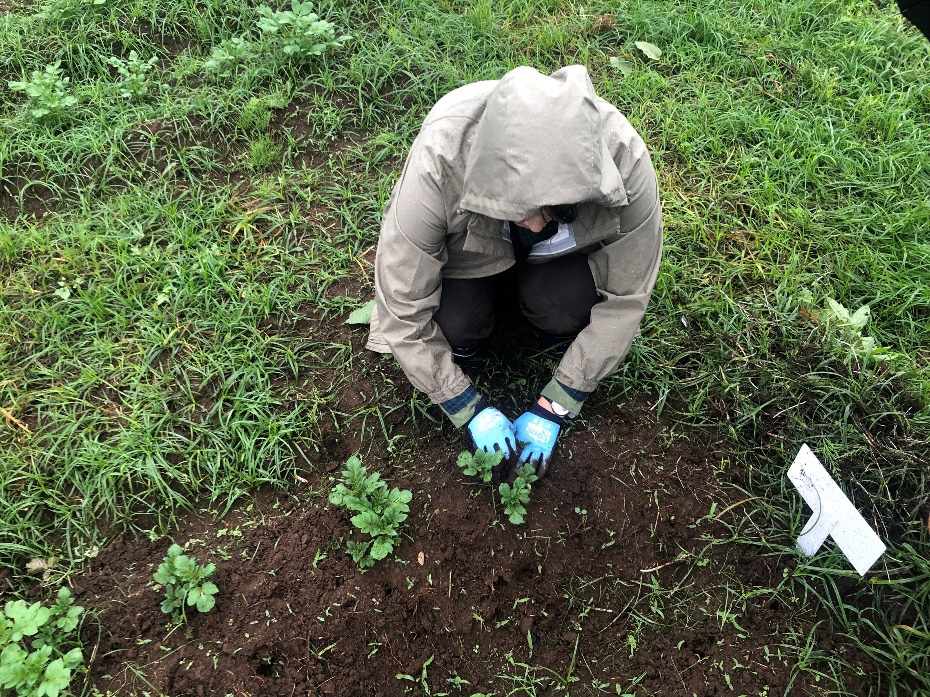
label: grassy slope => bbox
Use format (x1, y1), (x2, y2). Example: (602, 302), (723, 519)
(1, 0), (928, 693)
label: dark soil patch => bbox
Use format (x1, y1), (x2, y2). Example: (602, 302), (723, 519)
(68, 392), (860, 696)
(50, 289), (876, 696)
(0, 174), (59, 222)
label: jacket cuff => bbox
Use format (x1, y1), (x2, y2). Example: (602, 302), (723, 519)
(529, 402), (564, 427)
(540, 379), (588, 416)
(441, 386), (484, 428)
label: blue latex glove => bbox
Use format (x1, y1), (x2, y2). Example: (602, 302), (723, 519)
(467, 405), (516, 459)
(513, 403), (563, 478)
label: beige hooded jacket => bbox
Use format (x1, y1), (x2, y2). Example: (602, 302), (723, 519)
(366, 65), (663, 426)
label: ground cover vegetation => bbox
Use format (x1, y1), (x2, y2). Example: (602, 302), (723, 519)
(0, 0), (928, 693)
(329, 455), (412, 568)
(153, 543), (218, 621)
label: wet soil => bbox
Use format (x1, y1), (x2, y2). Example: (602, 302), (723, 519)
(66, 351), (860, 696)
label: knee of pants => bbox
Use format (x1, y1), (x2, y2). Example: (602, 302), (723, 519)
(432, 289), (496, 348)
(521, 294), (596, 336)
(434, 311), (494, 348)
(519, 263), (599, 336)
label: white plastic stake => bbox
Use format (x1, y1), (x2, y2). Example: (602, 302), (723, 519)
(787, 444), (886, 576)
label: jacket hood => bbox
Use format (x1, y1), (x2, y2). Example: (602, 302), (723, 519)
(459, 65), (627, 222)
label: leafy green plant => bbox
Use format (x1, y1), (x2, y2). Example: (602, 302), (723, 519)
(239, 98), (273, 133)
(203, 37), (260, 78)
(7, 62), (77, 121)
(499, 464), (539, 525)
(0, 588), (84, 697)
(108, 51), (158, 100)
(329, 456), (412, 569)
(456, 448), (503, 485)
(818, 297), (900, 362)
(153, 544), (219, 621)
(34, 0), (105, 22)
(245, 136), (281, 170)
(256, 0), (351, 60)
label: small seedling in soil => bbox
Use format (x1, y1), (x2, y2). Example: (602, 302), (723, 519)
(456, 448), (503, 484)
(8, 62), (78, 121)
(256, 0), (351, 61)
(0, 587), (85, 697)
(329, 456), (412, 569)
(153, 544), (219, 621)
(499, 464), (539, 524)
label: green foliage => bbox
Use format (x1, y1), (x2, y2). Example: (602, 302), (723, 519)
(811, 295), (902, 363)
(245, 135), (281, 170)
(7, 62), (77, 121)
(498, 465), (538, 525)
(0, 589), (84, 697)
(256, 0), (350, 61)
(153, 544), (219, 621)
(34, 0), (106, 22)
(456, 448), (503, 485)
(203, 37), (260, 78)
(107, 51), (158, 100)
(330, 456), (412, 569)
(202, 0), (349, 77)
(238, 98), (273, 133)
(457, 451), (540, 524)
(345, 299), (376, 325)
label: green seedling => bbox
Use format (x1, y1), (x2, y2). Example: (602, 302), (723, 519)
(107, 51), (158, 100)
(456, 448), (503, 484)
(35, 0), (106, 22)
(0, 588), (84, 697)
(239, 98), (273, 133)
(203, 36), (259, 77)
(153, 544), (219, 621)
(256, 0), (351, 61)
(499, 464), (539, 525)
(813, 296), (901, 363)
(330, 456), (412, 569)
(7, 62), (77, 121)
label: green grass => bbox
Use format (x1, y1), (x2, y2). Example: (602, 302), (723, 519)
(1, 0), (929, 693)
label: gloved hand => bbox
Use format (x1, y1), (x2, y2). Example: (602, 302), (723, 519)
(513, 403), (563, 479)
(466, 401), (516, 459)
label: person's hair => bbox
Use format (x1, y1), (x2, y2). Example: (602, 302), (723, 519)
(543, 204), (577, 224)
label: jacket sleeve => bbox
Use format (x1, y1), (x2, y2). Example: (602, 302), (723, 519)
(543, 168), (663, 413)
(374, 139), (475, 407)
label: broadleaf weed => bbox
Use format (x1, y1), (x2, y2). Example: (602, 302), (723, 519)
(256, 0), (351, 61)
(202, 1), (349, 77)
(0, 588), (84, 697)
(814, 296), (902, 363)
(108, 51), (158, 100)
(456, 449), (502, 485)
(34, 0), (105, 22)
(153, 544), (219, 621)
(203, 37), (260, 78)
(7, 62), (77, 121)
(330, 456), (411, 568)
(499, 465), (538, 525)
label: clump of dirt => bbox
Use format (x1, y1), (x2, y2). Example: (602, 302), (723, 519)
(68, 392), (857, 696)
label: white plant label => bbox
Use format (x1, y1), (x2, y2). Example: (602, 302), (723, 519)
(787, 444), (886, 576)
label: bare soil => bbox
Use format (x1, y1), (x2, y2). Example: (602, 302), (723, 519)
(61, 318), (868, 695)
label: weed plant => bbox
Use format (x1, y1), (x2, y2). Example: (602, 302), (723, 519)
(456, 448), (503, 485)
(329, 456), (412, 568)
(457, 449), (539, 524)
(0, 0), (928, 692)
(153, 544), (219, 622)
(7, 62), (77, 121)
(499, 464), (539, 525)
(0, 588), (84, 697)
